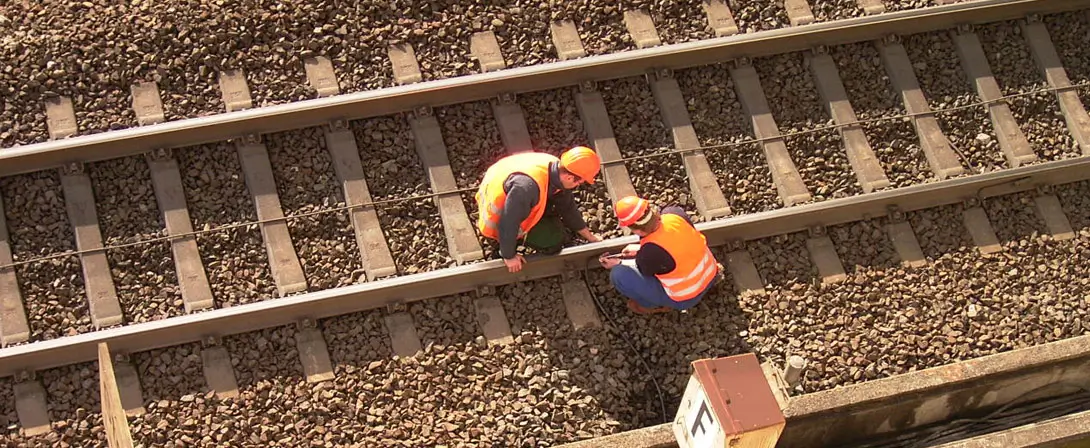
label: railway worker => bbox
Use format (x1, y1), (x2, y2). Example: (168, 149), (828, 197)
(598, 196), (722, 314)
(476, 146), (604, 273)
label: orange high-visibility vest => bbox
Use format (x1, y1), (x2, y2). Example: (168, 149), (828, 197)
(475, 152), (557, 240)
(640, 214), (718, 301)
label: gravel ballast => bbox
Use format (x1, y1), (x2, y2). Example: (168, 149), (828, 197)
(2, 182), (1088, 444)
(905, 31), (1004, 174)
(352, 115), (453, 274)
(1044, 12), (1090, 108)
(436, 101), (506, 260)
(267, 126), (362, 289)
(89, 157), (183, 325)
(0, 0), (716, 149)
(176, 143), (277, 307)
(0, 171), (91, 341)
(519, 87), (619, 240)
(599, 77), (701, 221)
(677, 64), (782, 215)
(0, 377), (16, 442)
(829, 42), (933, 188)
(978, 21), (1081, 162)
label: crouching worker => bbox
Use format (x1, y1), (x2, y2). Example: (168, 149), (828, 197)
(477, 146), (604, 273)
(598, 196), (722, 314)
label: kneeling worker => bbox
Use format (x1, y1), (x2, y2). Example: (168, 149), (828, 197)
(477, 146), (604, 273)
(599, 196), (721, 314)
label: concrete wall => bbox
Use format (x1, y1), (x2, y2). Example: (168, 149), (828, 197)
(778, 334), (1090, 447)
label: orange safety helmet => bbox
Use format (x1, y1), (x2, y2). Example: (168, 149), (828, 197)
(559, 146), (600, 184)
(615, 196), (651, 227)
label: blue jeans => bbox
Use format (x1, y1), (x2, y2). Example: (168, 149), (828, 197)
(609, 264), (715, 310)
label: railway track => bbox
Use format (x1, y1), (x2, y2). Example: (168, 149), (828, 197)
(2, 0), (1090, 445)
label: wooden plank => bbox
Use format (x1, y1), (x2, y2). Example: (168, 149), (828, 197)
(409, 113), (484, 264)
(14, 378), (50, 436)
(702, 0), (740, 37)
(649, 72), (732, 218)
(303, 56), (340, 98)
(550, 20), (586, 60)
(384, 311), (422, 357)
(492, 97), (534, 154)
(200, 343), (239, 399)
(97, 343), (134, 448)
(963, 206), (1003, 254)
(44, 96), (78, 139)
(60, 164), (123, 329)
(857, 0), (886, 15)
(295, 323), (335, 383)
(113, 356), (145, 417)
(575, 87), (637, 201)
(808, 52), (891, 193)
(470, 31), (506, 73)
(888, 221), (927, 268)
(324, 127), (399, 279)
(877, 41), (966, 179)
(1022, 21), (1090, 155)
(1034, 194), (1075, 241)
(806, 233), (847, 284)
(624, 10), (662, 49)
(235, 138), (308, 296)
(218, 69), (253, 112)
(952, 31), (1038, 167)
(146, 151), (215, 313)
(561, 275), (601, 330)
(474, 293), (514, 345)
(725, 249), (765, 296)
(729, 63), (812, 206)
(784, 0), (815, 26)
(130, 82), (165, 126)
(388, 43), (423, 85)
(0, 194), (30, 346)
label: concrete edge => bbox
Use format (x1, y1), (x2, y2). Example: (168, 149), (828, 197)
(931, 408), (1090, 448)
(553, 334), (1090, 448)
(553, 423), (674, 448)
(784, 334), (1090, 417)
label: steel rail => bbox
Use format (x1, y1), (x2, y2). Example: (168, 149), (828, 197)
(1, 155), (1087, 377)
(1, 0), (1087, 177)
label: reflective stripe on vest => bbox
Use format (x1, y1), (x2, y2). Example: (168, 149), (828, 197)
(640, 214), (718, 301)
(476, 152), (558, 240)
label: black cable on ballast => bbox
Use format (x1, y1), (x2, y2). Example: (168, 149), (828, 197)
(581, 257), (670, 425)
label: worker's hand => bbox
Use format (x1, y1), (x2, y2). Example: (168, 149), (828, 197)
(504, 254), (526, 273)
(621, 243), (640, 258)
(579, 228), (602, 243)
(598, 253), (620, 269)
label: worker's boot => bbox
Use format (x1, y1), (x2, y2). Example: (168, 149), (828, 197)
(626, 300), (671, 315)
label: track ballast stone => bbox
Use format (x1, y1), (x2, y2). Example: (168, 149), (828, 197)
(0, 171), (91, 342)
(905, 31), (1004, 174)
(678, 64), (781, 215)
(755, 53), (861, 201)
(519, 87), (620, 240)
(599, 77), (701, 221)
(352, 115), (453, 274)
(830, 42), (932, 188)
(176, 142), (278, 307)
(1044, 12), (1090, 111)
(90, 156), (183, 324)
(979, 21), (1082, 162)
(267, 126), (363, 289)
